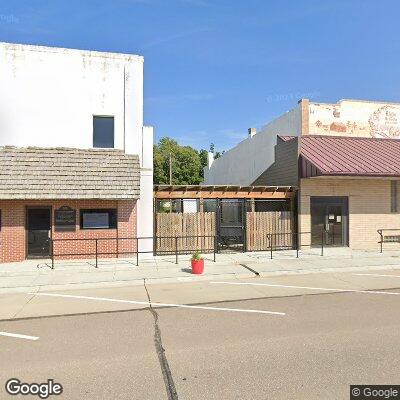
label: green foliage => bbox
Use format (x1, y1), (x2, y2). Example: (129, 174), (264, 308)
(191, 251), (203, 260)
(153, 137), (223, 185)
(199, 149), (208, 171)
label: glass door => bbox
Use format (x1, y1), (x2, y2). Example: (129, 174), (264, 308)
(27, 208), (51, 258)
(311, 203), (326, 246)
(325, 205), (343, 246)
(310, 197), (348, 247)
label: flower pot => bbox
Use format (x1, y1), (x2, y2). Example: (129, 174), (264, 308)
(191, 259), (204, 274)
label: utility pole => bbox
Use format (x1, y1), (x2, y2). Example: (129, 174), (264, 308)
(169, 152), (172, 185)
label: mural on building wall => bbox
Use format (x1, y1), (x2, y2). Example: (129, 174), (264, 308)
(309, 101), (400, 139)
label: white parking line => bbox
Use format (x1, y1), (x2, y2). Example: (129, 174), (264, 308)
(0, 331), (39, 341)
(354, 273), (400, 278)
(27, 292), (286, 316)
(210, 281), (400, 296)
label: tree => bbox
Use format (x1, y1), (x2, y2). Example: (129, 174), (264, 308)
(199, 149), (208, 170)
(154, 137), (203, 185)
(153, 137), (225, 184)
(209, 142), (224, 159)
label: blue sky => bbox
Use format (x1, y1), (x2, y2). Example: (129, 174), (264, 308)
(1, 0), (399, 151)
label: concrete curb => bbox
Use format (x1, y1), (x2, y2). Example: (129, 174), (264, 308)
(1, 260), (400, 295)
(0, 271), (256, 294)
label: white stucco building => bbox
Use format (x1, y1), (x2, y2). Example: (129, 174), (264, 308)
(203, 98), (400, 185)
(0, 42), (153, 263)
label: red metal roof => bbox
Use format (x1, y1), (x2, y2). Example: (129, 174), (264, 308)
(300, 135), (400, 177)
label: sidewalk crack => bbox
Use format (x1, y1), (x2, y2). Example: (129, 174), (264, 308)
(238, 263), (260, 276)
(143, 279), (179, 400)
(12, 291), (37, 319)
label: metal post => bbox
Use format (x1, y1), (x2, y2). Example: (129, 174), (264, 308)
(169, 152), (173, 185)
(175, 237), (178, 264)
(296, 233), (299, 258)
(51, 239), (54, 269)
(213, 235), (216, 262)
(136, 238), (139, 266)
(95, 239), (98, 268)
(270, 234), (273, 260)
(321, 232), (324, 256)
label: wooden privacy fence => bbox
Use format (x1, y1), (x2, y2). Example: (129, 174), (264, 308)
(246, 211), (293, 251)
(156, 212), (216, 254)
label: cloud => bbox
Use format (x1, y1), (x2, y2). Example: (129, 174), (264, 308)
(179, 0), (212, 6)
(127, 0), (212, 4)
(219, 128), (246, 141)
(142, 26), (212, 48)
(146, 93), (214, 104)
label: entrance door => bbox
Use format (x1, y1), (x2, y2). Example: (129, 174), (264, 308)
(27, 208), (51, 258)
(217, 200), (245, 251)
(311, 197), (348, 247)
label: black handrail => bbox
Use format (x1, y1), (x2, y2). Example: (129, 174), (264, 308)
(265, 231), (324, 259)
(377, 229), (400, 253)
(49, 235), (217, 269)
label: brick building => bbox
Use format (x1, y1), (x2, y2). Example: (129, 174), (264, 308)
(204, 99), (400, 250)
(0, 147), (140, 262)
(0, 42), (153, 263)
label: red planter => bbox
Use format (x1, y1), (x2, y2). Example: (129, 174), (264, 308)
(191, 259), (204, 274)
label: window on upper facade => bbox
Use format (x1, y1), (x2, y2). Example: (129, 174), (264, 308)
(93, 116), (114, 148)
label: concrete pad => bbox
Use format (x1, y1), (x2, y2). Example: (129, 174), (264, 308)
(146, 280), (265, 305)
(211, 272), (400, 298)
(11, 285), (150, 319)
(0, 311), (166, 400)
(0, 293), (33, 320)
(2, 249), (400, 296)
(337, 270), (400, 290)
(0, 275), (38, 288)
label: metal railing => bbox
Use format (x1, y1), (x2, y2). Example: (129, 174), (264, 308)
(265, 231), (325, 259)
(47, 232), (330, 268)
(377, 229), (400, 253)
(49, 235), (217, 269)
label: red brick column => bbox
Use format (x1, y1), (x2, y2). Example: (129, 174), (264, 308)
(0, 201), (26, 263)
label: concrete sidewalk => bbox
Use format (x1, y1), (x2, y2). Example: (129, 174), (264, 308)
(1, 248), (400, 293)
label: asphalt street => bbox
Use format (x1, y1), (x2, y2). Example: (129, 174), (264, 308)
(0, 273), (400, 399)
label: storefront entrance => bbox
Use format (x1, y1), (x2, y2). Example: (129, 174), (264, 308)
(27, 207), (52, 258)
(217, 199), (245, 251)
(311, 197), (348, 247)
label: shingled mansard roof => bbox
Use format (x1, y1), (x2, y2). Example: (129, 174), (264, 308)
(299, 135), (400, 178)
(0, 146), (140, 199)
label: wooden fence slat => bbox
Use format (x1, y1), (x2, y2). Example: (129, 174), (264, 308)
(156, 212), (216, 254)
(246, 211), (293, 251)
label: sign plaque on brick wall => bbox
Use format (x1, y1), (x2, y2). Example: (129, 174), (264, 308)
(55, 206), (76, 232)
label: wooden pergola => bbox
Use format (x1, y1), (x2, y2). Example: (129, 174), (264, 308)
(154, 185), (297, 199)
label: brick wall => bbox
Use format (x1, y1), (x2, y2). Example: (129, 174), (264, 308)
(299, 178), (400, 250)
(0, 199), (137, 263)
